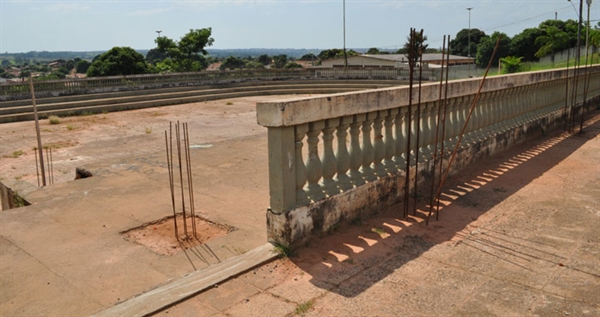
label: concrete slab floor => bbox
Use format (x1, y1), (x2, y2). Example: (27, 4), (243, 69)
(0, 100), (598, 316)
(155, 113), (600, 317)
(0, 96), (309, 316)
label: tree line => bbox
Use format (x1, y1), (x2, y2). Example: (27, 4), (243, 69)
(2, 19), (598, 80)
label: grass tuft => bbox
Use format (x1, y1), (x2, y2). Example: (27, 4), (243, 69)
(295, 300), (314, 315)
(12, 150), (24, 158)
(273, 243), (294, 258)
(48, 115), (61, 124)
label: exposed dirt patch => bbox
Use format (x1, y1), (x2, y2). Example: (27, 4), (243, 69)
(121, 214), (236, 255)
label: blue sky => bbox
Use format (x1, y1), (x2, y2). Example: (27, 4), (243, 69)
(1, 0), (598, 53)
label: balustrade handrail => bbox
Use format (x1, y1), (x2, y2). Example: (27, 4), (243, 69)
(257, 65), (600, 214)
(0, 68), (431, 101)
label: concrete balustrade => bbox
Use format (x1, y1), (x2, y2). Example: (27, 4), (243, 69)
(257, 66), (600, 247)
(0, 68), (431, 101)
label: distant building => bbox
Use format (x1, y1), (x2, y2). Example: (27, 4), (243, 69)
(317, 54), (474, 69)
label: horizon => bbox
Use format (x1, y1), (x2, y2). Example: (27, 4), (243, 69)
(1, 1), (599, 54)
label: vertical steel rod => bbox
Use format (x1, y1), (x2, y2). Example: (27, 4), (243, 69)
(436, 35), (452, 220)
(34, 147), (40, 187)
(29, 75), (46, 187)
(428, 35), (447, 220)
(413, 29), (424, 216)
(166, 126), (179, 241)
(403, 28), (415, 218)
(427, 35), (502, 225)
(175, 122), (188, 239)
(564, 49), (571, 131)
(45, 148), (51, 185)
(183, 123), (197, 238)
(49, 148), (54, 185)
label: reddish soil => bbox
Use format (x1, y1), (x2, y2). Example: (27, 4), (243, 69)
(122, 214), (235, 255)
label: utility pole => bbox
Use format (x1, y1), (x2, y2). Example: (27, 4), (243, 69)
(585, 0), (592, 63)
(343, 0), (348, 69)
(576, 0), (583, 65)
(467, 7), (473, 77)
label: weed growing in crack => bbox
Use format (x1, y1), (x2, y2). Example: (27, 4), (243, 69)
(273, 243), (294, 258)
(295, 300), (314, 315)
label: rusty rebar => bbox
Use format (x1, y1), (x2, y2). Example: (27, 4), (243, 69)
(413, 29), (425, 216)
(428, 35), (447, 220)
(45, 148), (51, 185)
(403, 28), (415, 218)
(29, 75), (46, 187)
(183, 123), (197, 238)
(165, 124), (179, 241)
(34, 147), (40, 187)
(564, 49), (570, 132)
(175, 121), (189, 239)
(569, 51), (581, 133)
(436, 35), (452, 220)
(579, 52), (592, 133)
(49, 147), (54, 185)
(426, 35), (502, 225)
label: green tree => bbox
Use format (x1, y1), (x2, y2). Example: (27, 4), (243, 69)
(509, 28), (543, 62)
(156, 28), (214, 72)
(283, 62), (303, 69)
(244, 61), (265, 69)
(19, 70), (31, 80)
(257, 54), (271, 65)
(219, 56), (246, 70)
(75, 60), (91, 73)
(403, 31), (429, 68)
(299, 53), (317, 61)
(1, 59), (10, 67)
(145, 48), (167, 65)
(475, 32), (511, 67)
(500, 56), (523, 73)
(450, 28), (486, 57)
(273, 54), (288, 68)
(87, 47), (148, 77)
(534, 25), (569, 65)
(366, 47), (380, 54)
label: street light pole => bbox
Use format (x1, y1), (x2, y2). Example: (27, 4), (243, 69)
(467, 7), (473, 76)
(156, 30), (162, 38)
(577, 0), (583, 65)
(343, 0), (348, 69)
(585, 0), (592, 64)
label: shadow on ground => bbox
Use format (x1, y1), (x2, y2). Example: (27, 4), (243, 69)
(289, 116), (600, 298)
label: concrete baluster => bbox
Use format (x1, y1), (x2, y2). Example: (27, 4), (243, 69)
(294, 124), (310, 206)
(321, 118), (340, 195)
(361, 112), (377, 181)
(424, 103), (437, 161)
(383, 109), (398, 171)
(349, 114), (366, 186)
(335, 116), (353, 190)
(373, 110), (387, 177)
(442, 99), (454, 147)
(306, 121), (326, 201)
(393, 107), (407, 167)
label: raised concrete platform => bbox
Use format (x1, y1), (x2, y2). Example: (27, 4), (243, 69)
(1, 94), (598, 316)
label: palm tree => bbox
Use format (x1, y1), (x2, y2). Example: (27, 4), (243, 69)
(534, 25), (569, 65)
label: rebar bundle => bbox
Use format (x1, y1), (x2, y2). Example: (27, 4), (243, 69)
(165, 121), (198, 241)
